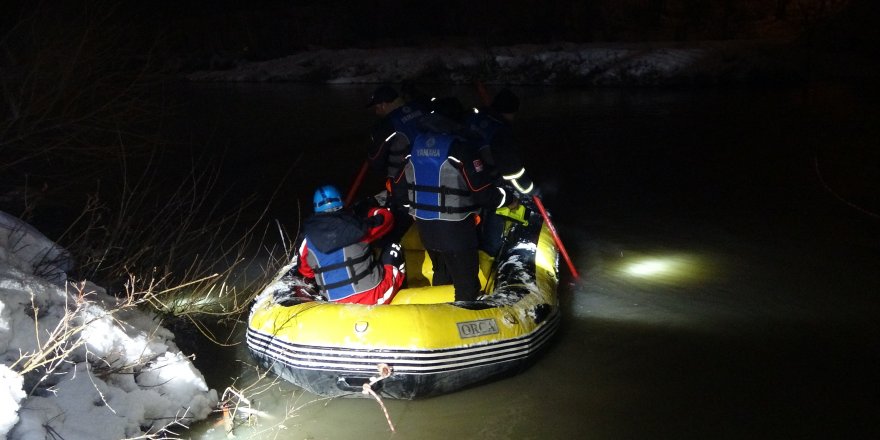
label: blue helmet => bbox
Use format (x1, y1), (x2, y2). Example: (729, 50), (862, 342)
(313, 185), (343, 213)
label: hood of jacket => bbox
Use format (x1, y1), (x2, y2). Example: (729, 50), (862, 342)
(302, 211), (368, 253)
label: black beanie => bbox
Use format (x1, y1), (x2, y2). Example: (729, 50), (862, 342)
(490, 88), (520, 113)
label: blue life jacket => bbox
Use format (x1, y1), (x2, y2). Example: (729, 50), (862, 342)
(404, 132), (478, 221)
(302, 213), (381, 301)
(388, 104), (426, 138)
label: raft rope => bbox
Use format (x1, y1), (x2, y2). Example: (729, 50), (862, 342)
(362, 363), (396, 432)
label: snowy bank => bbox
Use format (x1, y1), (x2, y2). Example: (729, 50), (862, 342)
(186, 40), (807, 86)
(0, 211), (218, 440)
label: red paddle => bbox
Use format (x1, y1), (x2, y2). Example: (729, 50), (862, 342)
(532, 195), (580, 282)
(344, 160), (370, 207)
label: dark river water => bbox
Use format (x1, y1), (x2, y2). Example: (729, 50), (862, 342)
(175, 80), (879, 439)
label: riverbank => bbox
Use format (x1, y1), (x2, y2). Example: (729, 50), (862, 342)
(185, 39), (876, 87)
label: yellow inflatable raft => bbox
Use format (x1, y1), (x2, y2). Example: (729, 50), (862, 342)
(246, 210), (560, 399)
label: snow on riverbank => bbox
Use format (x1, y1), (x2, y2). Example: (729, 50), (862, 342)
(0, 211), (218, 440)
(186, 40), (808, 86)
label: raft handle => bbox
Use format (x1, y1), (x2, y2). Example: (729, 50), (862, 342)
(336, 376), (383, 393)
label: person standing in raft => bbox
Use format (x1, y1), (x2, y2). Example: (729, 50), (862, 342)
(391, 123), (517, 302)
(366, 84), (427, 181)
(365, 84), (428, 244)
(292, 185), (405, 305)
(466, 87), (537, 256)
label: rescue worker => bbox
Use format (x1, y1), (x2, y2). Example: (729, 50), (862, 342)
(466, 88), (536, 256)
(467, 88), (535, 195)
(365, 85), (428, 244)
(292, 185), (405, 305)
(391, 124), (516, 302)
(366, 84), (427, 184)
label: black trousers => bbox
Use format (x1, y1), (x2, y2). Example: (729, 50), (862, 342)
(415, 216), (481, 302)
(426, 248), (480, 301)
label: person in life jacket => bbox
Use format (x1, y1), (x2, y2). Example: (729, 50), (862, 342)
(391, 123), (516, 302)
(366, 84), (428, 182)
(466, 87), (536, 256)
(293, 185), (405, 305)
(365, 84), (430, 246)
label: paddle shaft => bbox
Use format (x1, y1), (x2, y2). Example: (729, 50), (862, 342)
(532, 195), (580, 281)
(344, 160), (370, 207)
